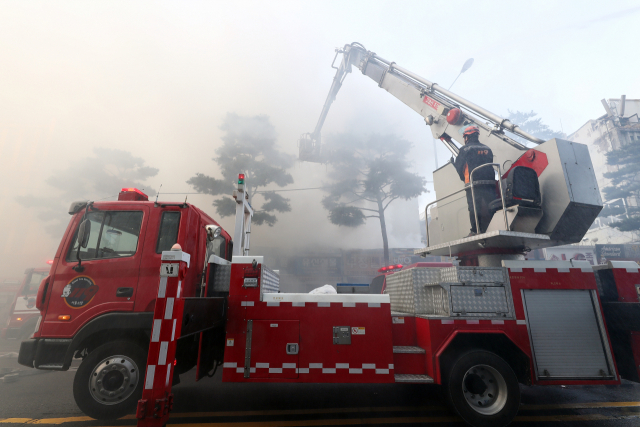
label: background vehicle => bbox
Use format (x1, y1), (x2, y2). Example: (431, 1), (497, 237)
(1, 267), (50, 340)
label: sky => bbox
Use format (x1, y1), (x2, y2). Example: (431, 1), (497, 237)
(1, 0), (639, 277)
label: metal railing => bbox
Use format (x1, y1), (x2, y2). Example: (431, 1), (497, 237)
(424, 163), (508, 247)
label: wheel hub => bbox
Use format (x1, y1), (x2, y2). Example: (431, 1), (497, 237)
(89, 355), (139, 405)
(462, 364), (508, 416)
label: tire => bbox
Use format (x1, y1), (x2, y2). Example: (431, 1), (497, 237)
(73, 340), (147, 420)
(443, 350), (520, 427)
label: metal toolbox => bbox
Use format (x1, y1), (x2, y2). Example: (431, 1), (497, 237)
(440, 266), (507, 284)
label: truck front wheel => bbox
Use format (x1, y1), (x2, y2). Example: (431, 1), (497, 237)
(73, 340), (147, 420)
(444, 350), (520, 427)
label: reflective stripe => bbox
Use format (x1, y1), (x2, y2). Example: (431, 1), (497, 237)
(144, 365), (155, 389)
(343, 302), (356, 308)
(165, 364), (172, 386)
(318, 302), (330, 307)
(336, 363), (349, 369)
(389, 364), (394, 369)
(322, 368), (336, 374)
(362, 364), (375, 369)
(158, 277), (167, 298)
(158, 342), (168, 365)
(171, 319), (177, 341)
(534, 268), (546, 273)
(309, 363), (322, 369)
(151, 319), (162, 342)
(292, 302), (305, 307)
(267, 302), (280, 306)
(517, 319), (527, 325)
(558, 268), (570, 273)
(466, 320), (479, 325)
(269, 368), (283, 373)
(376, 369), (389, 374)
(256, 363), (269, 368)
(368, 303), (381, 308)
(283, 363), (296, 369)
(164, 298), (174, 319)
(298, 368), (309, 374)
(223, 362), (237, 368)
(241, 301), (255, 307)
(441, 320), (454, 324)
(491, 320), (504, 325)
(509, 268), (523, 273)
(349, 368), (363, 374)
(176, 282), (182, 298)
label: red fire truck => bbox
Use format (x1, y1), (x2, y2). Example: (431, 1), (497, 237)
(16, 183), (640, 427)
(17, 44), (640, 427)
(2, 267), (50, 340)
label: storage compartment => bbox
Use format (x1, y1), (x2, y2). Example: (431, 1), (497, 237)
(450, 284), (509, 315)
(523, 289), (615, 380)
(249, 320), (299, 379)
(384, 268), (441, 314)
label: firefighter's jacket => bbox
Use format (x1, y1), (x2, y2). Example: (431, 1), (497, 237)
(454, 140), (495, 184)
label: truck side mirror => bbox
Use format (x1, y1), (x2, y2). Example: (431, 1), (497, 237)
(77, 220), (91, 248)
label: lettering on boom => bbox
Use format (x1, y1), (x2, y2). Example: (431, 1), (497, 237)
(423, 96), (440, 111)
(61, 276), (100, 309)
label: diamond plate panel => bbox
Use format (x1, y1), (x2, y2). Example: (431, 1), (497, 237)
(385, 268), (442, 314)
(210, 264), (231, 292)
(261, 266), (280, 295)
(441, 267), (506, 284)
(451, 284), (509, 314)
(395, 374), (434, 383)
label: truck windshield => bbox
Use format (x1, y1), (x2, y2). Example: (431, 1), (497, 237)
(67, 211), (143, 261)
(22, 271), (48, 296)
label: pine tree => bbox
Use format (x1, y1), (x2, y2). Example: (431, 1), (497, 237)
(602, 140), (640, 232)
(188, 113), (294, 226)
(321, 133), (426, 265)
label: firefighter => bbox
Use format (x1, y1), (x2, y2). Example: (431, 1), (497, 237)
(453, 126), (497, 236)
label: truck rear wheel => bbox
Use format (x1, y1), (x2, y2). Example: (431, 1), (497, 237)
(443, 350), (520, 427)
(73, 340), (147, 420)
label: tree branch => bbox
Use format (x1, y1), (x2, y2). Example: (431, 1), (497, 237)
(383, 196), (400, 210)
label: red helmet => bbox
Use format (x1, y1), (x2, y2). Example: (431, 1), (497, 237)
(463, 126), (480, 137)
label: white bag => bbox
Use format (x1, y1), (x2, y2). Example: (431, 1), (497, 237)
(309, 284), (337, 295)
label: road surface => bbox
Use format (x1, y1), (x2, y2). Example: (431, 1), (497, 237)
(1, 339), (640, 426)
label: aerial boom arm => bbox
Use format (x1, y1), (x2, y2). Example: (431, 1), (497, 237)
(300, 43), (544, 166)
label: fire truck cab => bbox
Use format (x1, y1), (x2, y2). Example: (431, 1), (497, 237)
(18, 188), (232, 419)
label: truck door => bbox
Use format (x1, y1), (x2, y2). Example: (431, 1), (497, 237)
(41, 205), (149, 337)
(250, 320), (299, 379)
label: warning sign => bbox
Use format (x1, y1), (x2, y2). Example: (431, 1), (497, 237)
(392, 317), (405, 324)
(226, 339), (234, 347)
(352, 327), (365, 335)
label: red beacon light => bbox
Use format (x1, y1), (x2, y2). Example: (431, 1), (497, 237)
(46, 260), (54, 265)
(377, 264), (403, 273)
(118, 188), (149, 202)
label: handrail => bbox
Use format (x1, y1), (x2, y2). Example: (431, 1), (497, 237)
(470, 163), (509, 233)
(424, 163), (508, 247)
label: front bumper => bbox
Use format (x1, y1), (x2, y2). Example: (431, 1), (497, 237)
(2, 327), (21, 339)
(18, 338), (72, 370)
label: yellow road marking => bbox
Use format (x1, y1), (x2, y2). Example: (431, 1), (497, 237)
(29, 417), (95, 425)
(167, 414), (616, 426)
(168, 418), (460, 427)
(3, 401), (639, 425)
(120, 406), (446, 420)
(522, 401), (640, 410)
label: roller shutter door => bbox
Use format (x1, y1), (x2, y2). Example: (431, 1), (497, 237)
(523, 289), (614, 379)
